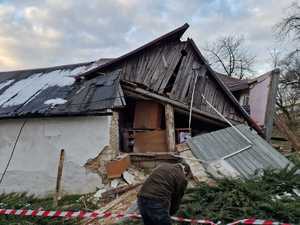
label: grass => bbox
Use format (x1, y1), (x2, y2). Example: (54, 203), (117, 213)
(288, 152), (300, 167)
(0, 193), (98, 225)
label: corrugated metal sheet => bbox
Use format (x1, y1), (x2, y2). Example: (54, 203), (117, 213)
(187, 124), (292, 178)
(0, 63), (125, 118)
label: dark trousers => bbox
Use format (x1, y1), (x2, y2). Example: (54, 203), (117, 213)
(137, 196), (172, 225)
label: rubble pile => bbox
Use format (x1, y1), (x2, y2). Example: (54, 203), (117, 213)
(0, 141), (299, 225)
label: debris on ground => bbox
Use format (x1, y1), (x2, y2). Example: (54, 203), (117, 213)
(1, 149), (299, 225)
(103, 168), (300, 225)
(176, 143), (214, 185)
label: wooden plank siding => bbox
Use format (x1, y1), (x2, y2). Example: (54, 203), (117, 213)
(118, 40), (186, 93)
(102, 40), (245, 123)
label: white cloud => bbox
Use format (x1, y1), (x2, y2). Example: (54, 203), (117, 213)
(0, 0), (297, 74)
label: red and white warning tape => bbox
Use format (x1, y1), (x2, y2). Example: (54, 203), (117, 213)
(227, 218), (292, 225)
(0, 208), (216, 224)
(171, 215), (217, 224)
(0, 209), (293, 225)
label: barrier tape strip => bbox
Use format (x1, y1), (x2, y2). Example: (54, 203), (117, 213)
(227, 219), (292, 225)
(0, 209), (292, 225)
(0, 209), (216, 224)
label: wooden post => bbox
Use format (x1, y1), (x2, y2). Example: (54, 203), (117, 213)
(264, 69), (280, 142)
(165, 104), (176, 152)
(53, 149), (65, 207)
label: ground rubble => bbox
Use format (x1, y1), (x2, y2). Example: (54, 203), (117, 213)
(82, 145), (300, 225)
(81, 144), (218, 225)
(0, 146), (299, 225)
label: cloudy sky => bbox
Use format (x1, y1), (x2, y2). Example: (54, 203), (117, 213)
(0, 0), (297, 74)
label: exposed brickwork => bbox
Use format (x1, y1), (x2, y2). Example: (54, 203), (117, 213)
(109, 111), (119, 157)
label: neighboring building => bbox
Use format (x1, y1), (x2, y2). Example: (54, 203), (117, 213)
(0, 24), (262, 196)
(218, 70), (280, 142)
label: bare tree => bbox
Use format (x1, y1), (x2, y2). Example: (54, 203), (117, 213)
(275, 2), (300, 121)
(274, 51), (300, 151)
(275, 50), (300, 121)
(277, 2), (300, 41)
(269, 48), (282, 68)
(205, 35), (256, 79)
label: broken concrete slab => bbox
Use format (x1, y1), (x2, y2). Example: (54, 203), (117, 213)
(110, 179), (120, 188)
(178, 147), (211, 183)
(122, 171), (136, 185)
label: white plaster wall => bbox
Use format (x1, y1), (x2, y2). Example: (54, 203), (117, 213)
(0, 116), (111, 196)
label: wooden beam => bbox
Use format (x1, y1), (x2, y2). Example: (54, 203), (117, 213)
(165, 104), (176, 152)
(264, 69), (280, 142)
(274, 114), (300, 152)
(123, 85), (227, 124)
(53, 149), (65, 207)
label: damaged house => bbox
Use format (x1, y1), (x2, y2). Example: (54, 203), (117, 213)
(0, 23), (280, 196)
(218, 70), (280, 142)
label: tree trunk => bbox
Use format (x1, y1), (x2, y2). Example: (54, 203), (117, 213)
(274, 114), (300, 152)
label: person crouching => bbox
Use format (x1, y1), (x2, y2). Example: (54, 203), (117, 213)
(137, 162), (191, 225)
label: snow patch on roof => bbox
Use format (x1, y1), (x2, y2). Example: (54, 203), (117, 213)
(44, 98), (67, 106)
(0, 80), (15, 91)
(0, 66), (86, 108)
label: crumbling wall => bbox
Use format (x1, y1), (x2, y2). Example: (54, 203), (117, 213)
(109, 111), (119, 156)
(84, 111), (120, 183)
(0, 116), (110, 196)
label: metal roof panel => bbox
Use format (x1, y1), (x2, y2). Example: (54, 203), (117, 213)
(188, 124), (292, 178)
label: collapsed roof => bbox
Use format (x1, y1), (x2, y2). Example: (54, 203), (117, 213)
(0, 23), (262, 133)
(0, 63), (125, 118)
(216, 72), (250, 92)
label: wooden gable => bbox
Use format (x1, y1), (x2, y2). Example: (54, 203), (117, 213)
(101, 39), (245, 123)
(80, 24), (263, 131)
(167, 40), (245, 123)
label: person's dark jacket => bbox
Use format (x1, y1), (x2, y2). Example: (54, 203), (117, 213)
(137, 163), (188, 215)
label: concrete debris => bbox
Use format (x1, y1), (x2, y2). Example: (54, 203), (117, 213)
(94, 188), (107, 198)
(84, 150), (219, 224)
(84, 145), (114, 175)
(122, 171), (136, 184)
(110, 179), (120, 188)
(177, 146), (211, 183)
(127, 167), (147, 182)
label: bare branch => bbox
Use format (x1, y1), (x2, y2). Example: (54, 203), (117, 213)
(276, 2), (300, 41)
(204, 35), (256, 79)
